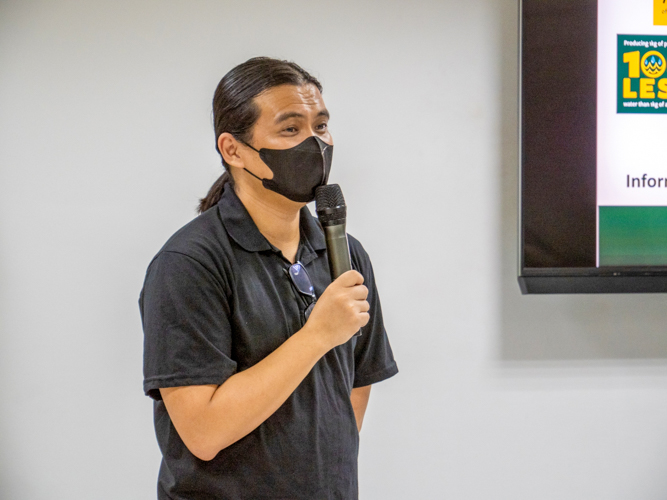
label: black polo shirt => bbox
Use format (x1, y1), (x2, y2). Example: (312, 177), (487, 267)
(140, 183), (398, 500)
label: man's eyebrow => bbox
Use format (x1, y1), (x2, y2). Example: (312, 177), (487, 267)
(274, 109), (330, 124)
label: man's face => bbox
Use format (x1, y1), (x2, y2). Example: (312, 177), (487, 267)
(241, 83), (332, 181)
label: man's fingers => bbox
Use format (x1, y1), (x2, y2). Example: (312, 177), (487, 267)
(350, 284), (369, 301)
(336, 270), (364, 287)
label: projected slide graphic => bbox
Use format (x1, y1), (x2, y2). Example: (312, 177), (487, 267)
(598, 0), (667, 266)
(617, 35), (667, 113)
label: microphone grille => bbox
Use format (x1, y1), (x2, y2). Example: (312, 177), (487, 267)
(315, 184), (346, 227)
(315, 184), (346, 210)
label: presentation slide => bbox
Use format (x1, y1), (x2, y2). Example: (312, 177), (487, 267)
(598, 0), (667, 265)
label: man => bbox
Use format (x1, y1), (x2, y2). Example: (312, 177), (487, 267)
(140, 57), (397, 499)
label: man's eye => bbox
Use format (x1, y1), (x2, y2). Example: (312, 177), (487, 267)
(284, 126), (297, 133)
(316, 123), (328, 131)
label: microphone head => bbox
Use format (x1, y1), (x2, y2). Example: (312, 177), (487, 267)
(315, 184), (347, 226)
(316, 184), (346, 209)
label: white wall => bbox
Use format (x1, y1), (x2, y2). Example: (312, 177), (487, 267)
(1, 1), (667, 498)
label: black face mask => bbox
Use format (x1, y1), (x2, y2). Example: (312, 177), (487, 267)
(242, 136), (333, 203)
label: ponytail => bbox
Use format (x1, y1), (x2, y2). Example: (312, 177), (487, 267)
(198, 171), (233, 214)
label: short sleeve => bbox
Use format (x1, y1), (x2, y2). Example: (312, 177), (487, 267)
(349, 238), (398, 388)
(140, 251), (238, 400)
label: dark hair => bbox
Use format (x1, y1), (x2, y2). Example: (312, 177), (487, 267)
(197, 57), (323, 214)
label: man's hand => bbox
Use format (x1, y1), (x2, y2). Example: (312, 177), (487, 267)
(304, 270), (370, 349)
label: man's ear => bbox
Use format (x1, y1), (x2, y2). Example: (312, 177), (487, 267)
(218, 133), (245, 170)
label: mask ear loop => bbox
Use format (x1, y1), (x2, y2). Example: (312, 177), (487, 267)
(244, 167), (264, 182)
(239, 140), (266, 182)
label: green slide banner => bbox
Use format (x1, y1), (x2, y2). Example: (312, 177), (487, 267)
(599, 206), (667, 265)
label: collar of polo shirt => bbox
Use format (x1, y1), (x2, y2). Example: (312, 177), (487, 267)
(217, 183), (326, 264)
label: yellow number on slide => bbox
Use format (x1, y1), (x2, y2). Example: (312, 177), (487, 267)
(624, 51), (640, 78)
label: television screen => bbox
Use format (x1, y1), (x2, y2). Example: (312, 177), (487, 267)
(519, 0), (667, 293)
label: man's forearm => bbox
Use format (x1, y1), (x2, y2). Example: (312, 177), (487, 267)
(161, 325), (329, 461)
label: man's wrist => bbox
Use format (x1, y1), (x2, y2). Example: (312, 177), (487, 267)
(293, 323), (331, 359)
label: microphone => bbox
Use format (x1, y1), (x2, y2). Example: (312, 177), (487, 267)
(316, 184), (360, 337)
(315, 184), (352, 280)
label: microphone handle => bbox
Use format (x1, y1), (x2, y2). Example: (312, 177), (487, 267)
(323, 223), (352, 279)
(323, 223), (361, 337)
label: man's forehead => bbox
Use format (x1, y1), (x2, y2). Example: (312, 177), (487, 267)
(254, 84), (327, 120)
